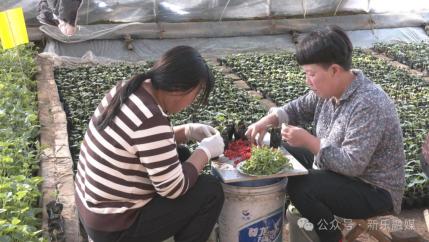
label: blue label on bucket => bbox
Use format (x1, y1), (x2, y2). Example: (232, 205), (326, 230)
(238, 208), (283, 242)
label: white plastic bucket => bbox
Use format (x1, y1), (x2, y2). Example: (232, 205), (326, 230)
(286, 205), (320, 242)
(218, 179), (287, 242)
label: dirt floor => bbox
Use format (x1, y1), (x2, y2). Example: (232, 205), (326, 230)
(282, 208), (429, 241)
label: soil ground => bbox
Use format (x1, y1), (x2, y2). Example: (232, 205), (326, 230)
(282, 208), (429, 241)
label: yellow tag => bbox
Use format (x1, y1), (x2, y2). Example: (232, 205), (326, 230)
(0, 7), (29, 49)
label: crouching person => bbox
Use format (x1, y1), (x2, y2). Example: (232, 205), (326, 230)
(246, 26), (405, 242)
(75, 46), (225, 242)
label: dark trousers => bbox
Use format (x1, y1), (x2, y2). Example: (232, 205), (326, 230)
(284, 143), (393, 242)
(83, 146), (224, 242)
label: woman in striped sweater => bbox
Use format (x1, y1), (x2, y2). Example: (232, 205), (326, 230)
(75, 46), (225, 242)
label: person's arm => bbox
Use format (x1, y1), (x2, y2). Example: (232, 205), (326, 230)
(245, 113), (278, 145)
(173, 123), (219, 144)
(189, 134), (224, 171)
(271, 91), (319, 127)
(134, 121), (198, 198)
(187, 149), (211, 172)
(281, 124), (321, 154)
(173, 124), (188, 144)
(256, 113), (279, 129)
(246, 91), (319, 145)
(315, 104), (384, 176)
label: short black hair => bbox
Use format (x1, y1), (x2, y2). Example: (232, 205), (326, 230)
(296, 25), (353, 70)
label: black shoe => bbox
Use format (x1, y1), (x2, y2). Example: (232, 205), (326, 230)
(37, 0), (59, 26)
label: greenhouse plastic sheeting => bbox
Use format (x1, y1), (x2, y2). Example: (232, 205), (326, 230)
(42, 34), (297, 62)
(369, 0), (429, 14)
(1, 0), (155, 25)
(42, 26), (429, 64)
(2, 0), (429, 25)
(297, 27), (429, 49)
(347, 27), (429, 48)
(39, 12), (429, 43)
(156, 0), (269, 22)
(270, 0), (368, 17)
(1, 0), (40, 25)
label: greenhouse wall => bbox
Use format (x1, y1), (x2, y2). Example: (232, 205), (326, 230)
(1, 0), (429, 26)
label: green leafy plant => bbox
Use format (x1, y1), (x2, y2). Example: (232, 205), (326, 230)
(54, 64), (151, 167)
(0, 44), (46, 241)
(241, 146), (292, 176)
(220, 53), (309, 105)
(373, 42), (429, 75)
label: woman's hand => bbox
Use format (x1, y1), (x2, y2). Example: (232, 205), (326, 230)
(245, 120), (268, 146)
(185, 123), (219, 142)
(196, 135), (225, 162)
(189, 134), (225, 172)
(245, 113), (279, 146)
(282, 124), (320, 154)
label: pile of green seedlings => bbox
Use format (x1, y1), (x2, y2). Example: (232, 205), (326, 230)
(0, 44), (45, 241)
(240, 146), (292, 176)
(373, 42), (429, 76)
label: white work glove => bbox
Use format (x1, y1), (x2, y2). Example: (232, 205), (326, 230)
(185, 123), (219, 142)
(196, 134), (225, 162)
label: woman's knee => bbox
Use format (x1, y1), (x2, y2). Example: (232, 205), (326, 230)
(288, 170), (336, 198)
(287, 176), (308, 198)
(196, 175), (224, 204)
